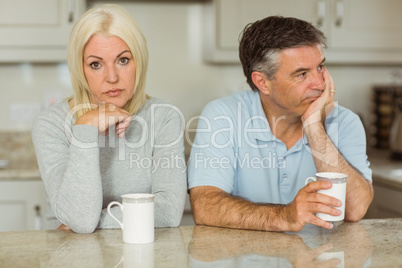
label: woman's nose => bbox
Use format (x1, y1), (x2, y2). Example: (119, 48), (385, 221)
(106, 65), (118, 83)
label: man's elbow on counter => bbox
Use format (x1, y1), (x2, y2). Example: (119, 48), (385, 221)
(189, 189), (210, 226)
(191, 206), (208, 226)
(193, 214), (202, 226)
(344, 212), (364, 222)
(345, 181), (374, 222)
(345, 202), (372, 222)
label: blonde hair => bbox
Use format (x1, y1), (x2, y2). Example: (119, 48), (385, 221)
(67, 4), (148, 118)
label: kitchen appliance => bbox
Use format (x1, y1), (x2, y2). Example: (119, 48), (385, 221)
(370, 86), (402, 150)
(0, 159), (9, 169)
(390, 100), (402, 160)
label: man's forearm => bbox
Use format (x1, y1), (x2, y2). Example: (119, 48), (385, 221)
(303, 123), (374, 221)
(190, 186), (291, 231)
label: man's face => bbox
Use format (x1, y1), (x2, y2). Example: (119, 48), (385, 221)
(265, 44), (326, 117)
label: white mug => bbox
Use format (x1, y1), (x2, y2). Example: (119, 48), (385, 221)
(114, 243), (155, 268)
(107, 193), (155, 244)
(316, 251), (345, 268)
(305, 172), (348, 221)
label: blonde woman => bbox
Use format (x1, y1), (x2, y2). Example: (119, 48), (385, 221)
(32, 4), (186, 233)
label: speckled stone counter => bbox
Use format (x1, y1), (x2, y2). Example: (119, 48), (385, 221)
(1, 218), (401, 267)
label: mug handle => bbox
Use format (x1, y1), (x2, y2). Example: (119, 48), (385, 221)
(113, 255), (124, 268)
(305, 177), (317, 185)
(107, 201), (124, 229)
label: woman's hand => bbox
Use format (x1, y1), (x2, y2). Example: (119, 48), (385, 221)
(57, 224), (70, 230)
(75, 102), (132, 138)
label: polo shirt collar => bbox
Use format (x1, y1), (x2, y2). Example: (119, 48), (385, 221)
(249, 91), (276, 142)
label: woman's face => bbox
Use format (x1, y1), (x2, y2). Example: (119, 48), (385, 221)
(83, 33), (136, 108)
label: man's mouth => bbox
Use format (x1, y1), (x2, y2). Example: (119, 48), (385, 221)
(304, 91), (323, 101)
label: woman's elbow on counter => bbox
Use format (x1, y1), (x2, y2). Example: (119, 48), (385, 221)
(157, 210), (183, 228)
(166, 218), (181, 228)
(70, 224), (97, 234)
(57, 214), (99, 234)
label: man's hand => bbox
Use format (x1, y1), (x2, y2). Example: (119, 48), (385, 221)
(299, 67), (374, 221)
(191, 185), (343, 232)
(302, 68), (336, 127)
(284, 180), (342, 232)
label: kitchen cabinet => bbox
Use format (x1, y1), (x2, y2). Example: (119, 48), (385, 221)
(0, 180), (46, 231)
(0, 0), (86, 62)
(203, 0), (402, 64)
(366, 181), (402, 219)
(364, 151), (402, 219)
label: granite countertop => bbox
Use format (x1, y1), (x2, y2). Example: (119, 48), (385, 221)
(1, 218), (401, 267)
(0, 168), (40, 180)
(368, 149), (402, 190)
(0, 131), (40, 181)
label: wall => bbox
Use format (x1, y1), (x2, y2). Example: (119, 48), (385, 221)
(1, 1), (401, 131)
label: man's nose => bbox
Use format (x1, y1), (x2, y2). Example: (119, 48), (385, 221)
(106, 65), (118, 83)
(311, 70), (325, 91)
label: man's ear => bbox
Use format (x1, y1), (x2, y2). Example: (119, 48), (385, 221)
(251, 71), (271, 95)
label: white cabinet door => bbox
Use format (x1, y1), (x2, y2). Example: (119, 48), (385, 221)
(217, 0), (323, 50)
(204, 0), (324, 63)
(204, 0), (402, 64)
(0, 180), (46, 231)
(329, 0), (402, 49)
(0, 0), (86, 62)
(326, 0), (402, 63)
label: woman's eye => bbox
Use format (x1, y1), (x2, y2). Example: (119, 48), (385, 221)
(119, 57), (129, 65)
(90, 62), (101, 69)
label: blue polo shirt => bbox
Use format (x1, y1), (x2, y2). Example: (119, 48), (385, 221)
(188, 90), (371, 204)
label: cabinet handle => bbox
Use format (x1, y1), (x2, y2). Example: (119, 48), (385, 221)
(335, 0), (344, 27)
(317, 0), (325, 27)
(68, 0), (76, 23)
(34, 205), (42, 230)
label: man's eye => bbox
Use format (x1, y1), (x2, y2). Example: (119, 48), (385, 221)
(90, 62), (101, 69)
(297, 72), (306, 78)
(318, 65), (325, 72)
(119, 57), (130, 65)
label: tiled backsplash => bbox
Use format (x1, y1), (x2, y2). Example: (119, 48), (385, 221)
(0, 132), (37, 170)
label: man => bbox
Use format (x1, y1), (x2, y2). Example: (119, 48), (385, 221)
(188, 16), (373, 232)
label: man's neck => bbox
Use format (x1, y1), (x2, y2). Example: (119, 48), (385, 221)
(259, 93), (303, 150)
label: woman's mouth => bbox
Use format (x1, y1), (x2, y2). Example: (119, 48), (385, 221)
(105, 89), (123, 97)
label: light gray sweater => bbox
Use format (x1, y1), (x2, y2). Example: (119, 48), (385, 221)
(32, 98), (187, 233)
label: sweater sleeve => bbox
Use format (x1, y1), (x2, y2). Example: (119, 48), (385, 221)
(151, 105), (187, 227)
(32, 110), (103, 233)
